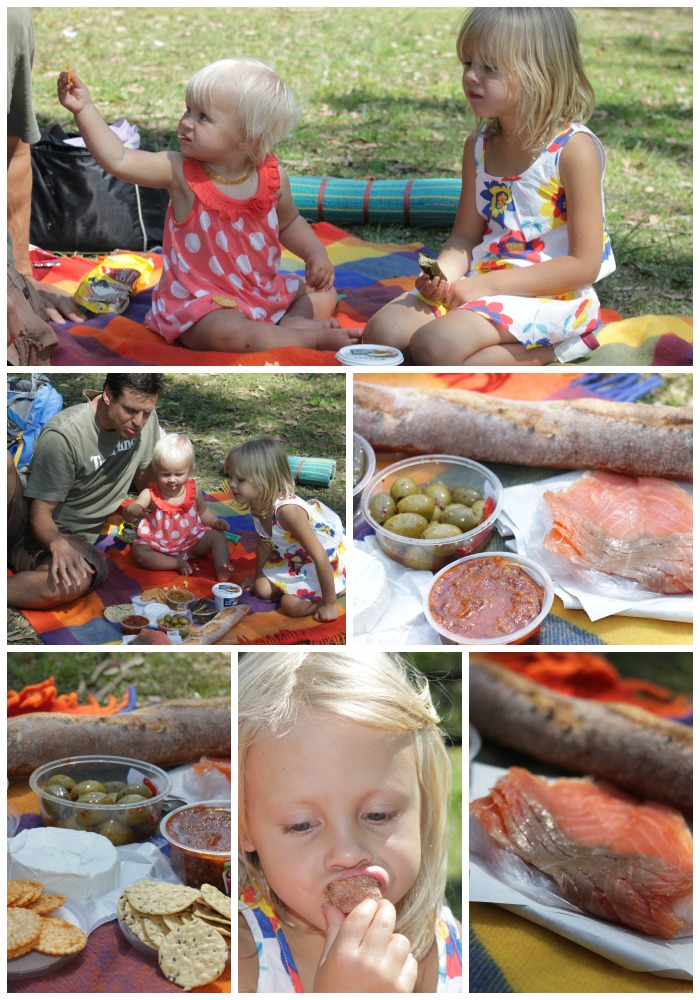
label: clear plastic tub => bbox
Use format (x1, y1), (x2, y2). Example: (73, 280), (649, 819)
(29, 755), (171, 846)
(361, 454), (503, 572)
(425, 551), (554, 644)
(161, 800), (231, 892)
(353, 433), (376, 524)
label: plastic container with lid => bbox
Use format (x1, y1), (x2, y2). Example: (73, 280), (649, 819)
(361, 454), (503, 572)
(352, 432), (376, 524)
(424, 551), (554, 645)
(336, 344), (404, 366)
(161, 799), (231, 894)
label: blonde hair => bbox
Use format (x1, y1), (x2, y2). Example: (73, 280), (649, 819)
(185, 57), (300, 162)
(238, 651), (452, 962)
(457, 8), (595, 153)
(224, 437), (294, 515)
(152, 433), (195, 475)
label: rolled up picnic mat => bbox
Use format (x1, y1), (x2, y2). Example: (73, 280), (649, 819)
(287, 455), (337, 487)
(289, 176), (460, 227)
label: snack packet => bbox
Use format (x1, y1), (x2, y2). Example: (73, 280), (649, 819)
(75, 252), (155, 315)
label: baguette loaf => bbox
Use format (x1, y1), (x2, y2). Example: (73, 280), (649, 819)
(469, 657), (692, 812)
(354, 382), (692, 480)
(8, 698), (231, 776)
(182, 603), (250, 644)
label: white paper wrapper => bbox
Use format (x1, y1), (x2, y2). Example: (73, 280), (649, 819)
(352, 538), (440, 644)
(496, 472), (693, 622)
(470, 763), (693, 980)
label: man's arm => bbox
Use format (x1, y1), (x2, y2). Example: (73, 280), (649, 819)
(28, 499), (95, 588)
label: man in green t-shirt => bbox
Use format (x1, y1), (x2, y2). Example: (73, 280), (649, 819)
(8, 373), (165, 609)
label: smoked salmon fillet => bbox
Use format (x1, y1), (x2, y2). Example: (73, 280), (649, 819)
(470, 767), (693, 939)
(543, 471), (693, 594)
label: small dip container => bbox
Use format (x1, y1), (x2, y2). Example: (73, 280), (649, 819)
(336, 344), (404, 366)
(425, 551), (554, 645)
(165, 588), (192, 612)
(212, 583), (242, 610)
(162, 800), (231, 893)
(187, 597), (219, 624)
(121, 614), (150, 636)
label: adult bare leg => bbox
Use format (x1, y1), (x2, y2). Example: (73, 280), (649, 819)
(7, 564), (92, 609)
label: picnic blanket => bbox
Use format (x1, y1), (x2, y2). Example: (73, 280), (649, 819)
(8, 778), (230, 994)
(11, 490), (346, 646)
(354, 372), (692, 646)
(32, 222), (692, 366)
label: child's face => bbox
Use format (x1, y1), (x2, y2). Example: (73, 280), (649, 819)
(228, 470), (258, 506)
(241, 713), (423, 932)
(177, 90), (245, 166)
(461, 54), (519, 122)
(155, 463), (190, 498)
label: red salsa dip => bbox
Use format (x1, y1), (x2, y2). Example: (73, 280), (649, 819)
(429, 555), (544, 640)
(164, 804), (231, 889)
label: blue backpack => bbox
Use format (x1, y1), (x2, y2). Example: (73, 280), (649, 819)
(7, 374), (63, 471)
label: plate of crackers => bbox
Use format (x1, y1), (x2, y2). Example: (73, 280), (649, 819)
(8, 879), (89, 979)
(118, 879), (231, 990)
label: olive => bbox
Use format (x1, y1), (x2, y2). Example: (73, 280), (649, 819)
(444, 506), (480, 531)
(45, 783), (71, 800)
(70, 779), (106, 801)
(422, 482), (452, 510)
(389, 476), (419, 502)
(397, 494), (435, 520)
(103, 780), (127, 795)
(452, 487), (482, 506)
(76, 792), (112, 827)
(383, 512), (429, 538)
(55, 815), (84, 831)
(402, 545), (433, 570)
(440, 503), (468, 521)
(97, 818), (133, 846)
(368, 492), (396, 524)
(421, 522), (463, 540)
(119, 783), (153, 800)
(47, 774), (76, 792)
(117, 794), (151, 826)
(471, 499), (487, 522)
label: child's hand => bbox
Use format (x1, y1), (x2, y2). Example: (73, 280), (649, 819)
(57, 70), (92, 116)
(212, 518), (230, 532)
(444, 276), (491, 309)
(305, 250), (335, 293)
(124, 502), (149, 522)
(314, 601), (338, 623)
(415, 271), (449, 303)
(314, 899), (418, 993)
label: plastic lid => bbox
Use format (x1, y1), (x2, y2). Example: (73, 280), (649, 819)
(336, 344), (404, 366)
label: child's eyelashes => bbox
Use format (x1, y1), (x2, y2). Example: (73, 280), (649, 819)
(281, 811), (400, 837)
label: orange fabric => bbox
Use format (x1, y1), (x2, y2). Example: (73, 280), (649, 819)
(7, 677), (131, 716)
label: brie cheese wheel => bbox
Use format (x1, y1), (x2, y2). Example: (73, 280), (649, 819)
(8, 828), (119, 903)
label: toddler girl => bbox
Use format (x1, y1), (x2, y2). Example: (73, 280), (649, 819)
(225, 438), (345, 622)
(366, 8), (616, 366)
(238, 650), (462, 993)
(57, 58), (361, 354)
(125, 433), (233, 579)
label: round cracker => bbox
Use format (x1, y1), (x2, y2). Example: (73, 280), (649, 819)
(35, 916), (88, 956)
(25, 893), (66, 914)
(8, 880), (44, 907)
(200, 883), (232, 919)
(158, 919), (228, 990)
(7, 907), (42, 954)
(126, 880), (201, 916)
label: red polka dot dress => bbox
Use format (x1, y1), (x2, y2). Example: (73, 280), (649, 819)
(145, 155), (301, 343)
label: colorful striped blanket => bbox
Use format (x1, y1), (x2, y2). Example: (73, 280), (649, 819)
(33, 222), (691, 366)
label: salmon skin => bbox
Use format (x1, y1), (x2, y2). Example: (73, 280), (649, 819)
(544, 471), (693, 594)
(471, 767), (693, 939)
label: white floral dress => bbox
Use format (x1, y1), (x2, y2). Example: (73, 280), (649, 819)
(252, 495), (346, 602)
(460, 123), (616, 348)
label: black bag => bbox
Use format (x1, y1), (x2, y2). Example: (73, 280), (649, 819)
(30, 124), (169, 254)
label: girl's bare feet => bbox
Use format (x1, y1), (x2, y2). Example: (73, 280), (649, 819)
(279, 315), (362, 350)
(176, 555), (193, 576)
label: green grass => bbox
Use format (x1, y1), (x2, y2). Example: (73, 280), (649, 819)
(29, 6), (691, 316)
(7, 650), (231, 700)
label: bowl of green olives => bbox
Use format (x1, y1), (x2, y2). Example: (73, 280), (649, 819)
(353, 433), (376, 523)
(361, 454), (503, 571)
(29, 755), (172, 847)
(156, 611), (193, 639)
